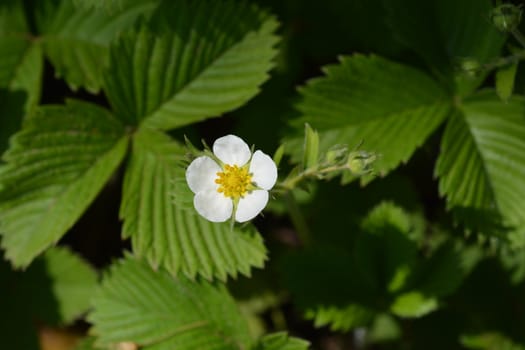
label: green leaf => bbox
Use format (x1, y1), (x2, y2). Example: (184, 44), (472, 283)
(0, 13), (44, 155)
(120, 129), (267, 281)
(281, 246), (376, 332)
(88, 256), (252, 349)
(386, 0), (505, 93)
(105, 0), (279, 128)
(435, 92), (525, 241)
(390, 240), (481, 318)
(0, 1), (28, 34)
(0, 40), (43, 152)
(416, 242), (482, 298)
(461, 332), (525, 350)
(0, 100), (128, 267)
(366, 314), (402, 344)
(293, 55), (450, 184)
(302, 123), (319, 170)
(496, 63), (518, 102)
(24, 247), (98, 325)
(74, 337), (97, 350)
(73, 0), (126, 11)
(282, 201), (430, 328)
(272, 144), (285, 167)
(0, 247), (97, 348)
(355, 201), (418, 294)
(253, 332), (310, 350)
(0, 89), (26, 158)
(36, 247), (98, 324)
(305, 304), (375, 332)
(500, 244), (525, 285)
(390, 291), (438, 318)
(35, 0), (158, 92)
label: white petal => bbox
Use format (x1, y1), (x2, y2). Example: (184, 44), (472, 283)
(213, 135), (251, 166)
(249, 150), (277, 190)
(186, 156), (221, 194)
(194, 190), (233, 222)
(235, 190), (269, 223)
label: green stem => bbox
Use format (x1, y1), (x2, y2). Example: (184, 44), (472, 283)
(284, 191), (311, 246)
(277, 164), (349, 192)
(482, 50), (525, 71)
(512, 29), (525, 50)
(274, 163), (355, 246)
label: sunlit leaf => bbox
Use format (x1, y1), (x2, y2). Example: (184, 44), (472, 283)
(435, 91), (525, 242)
(390, 292), (438, 318)
(253, 332), (310, 350)
(366, 314), (402, 344)
(302, 123), (319, 170)
(292, 55), (451, 184)
(0, 100), (128, 267)
(35, 0), (158, 92)
(89, 256), (252, 349)
(496, 63), (518, 102)
(305, 304), (375, 332)
(461, 332), (525, 350)
(105, 0), (279, 128)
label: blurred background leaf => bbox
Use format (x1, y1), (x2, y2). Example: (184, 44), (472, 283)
(253, 332), (310, 350)
(385, 0), (506, 94)
(0, 247), (97, 349)
(496, 63), (518, 102)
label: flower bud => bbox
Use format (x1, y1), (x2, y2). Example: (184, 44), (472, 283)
(491, 4), (522, 32)
(347, 151), (376, 175)
(455, 57), (481, 78)
(324, 144), (348, 164)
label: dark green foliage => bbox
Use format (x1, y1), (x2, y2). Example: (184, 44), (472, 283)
(281, 202), (482, 330)
(0, 247), (97, 349)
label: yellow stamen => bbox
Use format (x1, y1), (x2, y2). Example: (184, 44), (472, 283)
(215, 164), (253, 199)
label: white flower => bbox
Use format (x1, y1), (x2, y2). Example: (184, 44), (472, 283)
(185, 135), (278, 223)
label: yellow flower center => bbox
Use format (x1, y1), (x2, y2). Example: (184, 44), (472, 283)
(215, 164), (253, 199)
